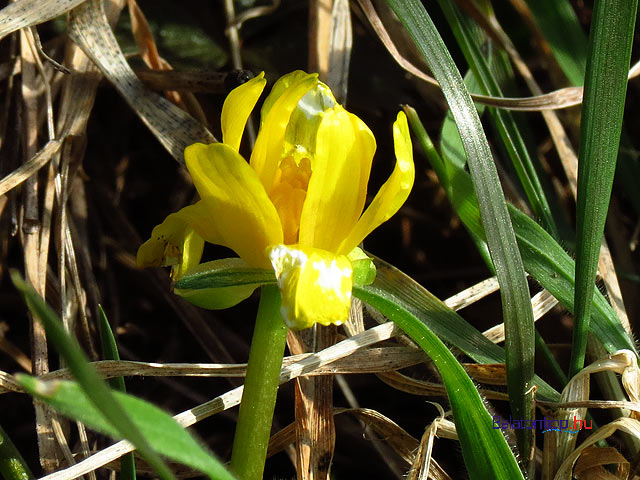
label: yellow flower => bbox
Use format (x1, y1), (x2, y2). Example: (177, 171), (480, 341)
(137, 71), (414, 330)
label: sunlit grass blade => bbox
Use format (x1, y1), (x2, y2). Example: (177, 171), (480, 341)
(405, 106), (637, 358)
(385, 0), (535, 466)
(523, 0), (587, 86)
(99, 306), (136, 480)
(437, 0), (558, 239)
(353, 285), (524, 480)
(17, 377), (235, 480)
(0, 422), (33, 480)
(570, 0), (638, 377)
(11, 271), (174, 480)
(367, 256), (559, 402)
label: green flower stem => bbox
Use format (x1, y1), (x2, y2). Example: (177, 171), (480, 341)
(0, 422), (33, 480)
(230, 285), (287, 480)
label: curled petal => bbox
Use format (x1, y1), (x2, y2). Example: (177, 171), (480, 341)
(137, 206), (205, 280)
(338, 111), (414, 255)
(185, 143), (283, 267)
(268, 244), (352, 330)
(299, 106), (376, 251)
(250, 71), (318, 192)
(221, 72), (266, 152)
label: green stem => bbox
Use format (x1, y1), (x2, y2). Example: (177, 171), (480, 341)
(0, 423), (33, 480)
(230, 285), (288, 480)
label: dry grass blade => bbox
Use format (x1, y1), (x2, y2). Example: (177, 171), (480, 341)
(408, 402), (452, 480)
(357, 0), (585, 111)
(554, 417), (640, 480)
(546, 350), (639, 477)
(573, 446), (629, 479)
(337, 408), (419, 465)
(0, 138), (63, 196)
(67, 0), (215, 163)
(0, 0), (86, 40)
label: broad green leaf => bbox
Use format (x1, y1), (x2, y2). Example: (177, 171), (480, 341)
(18, 377), (235, 480)
(385, 0), (535, 465)
(571, 0), (638, 376)
(353, 284), (524, 480)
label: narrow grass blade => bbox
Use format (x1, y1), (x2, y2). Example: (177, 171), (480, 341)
(438, 0), (558, 239)
(570, 0), (638, 376)
(523, 0), (587, 86)
(0, 422), (33, 480)
(353, 286), (524, 480)
(17, 378), (235, 480)
(385, 0), (535, 465)
(405, 106), (637, 358)
(98, 306), (136, 480)
(11, 271), (174, 480)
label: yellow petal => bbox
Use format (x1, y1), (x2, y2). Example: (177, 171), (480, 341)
(137, 206), (205, 280)
(298, 106), (376, 252)
(175, 258), (262, 309)
(250, 72), (318, 192)
(338, 111), (414, 254)
(221, 72), (266, 152)
(185, 142), (283, 267)
(268, 244), (352, 330)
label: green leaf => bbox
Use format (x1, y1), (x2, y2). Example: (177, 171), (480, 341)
(384, 0), (535, 466)
(570, 0), (638, 376)
(17, 377), (235, 480)
(10, 272), (231, 480)
(405, 106), (637, 358)
(0, 422), (33, 480)
(99, 306), (136, 480)
(524, 0), (587, 86)
(353, 285), (525, 480)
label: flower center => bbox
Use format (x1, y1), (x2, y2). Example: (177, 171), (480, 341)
(270, 155), (312, 244)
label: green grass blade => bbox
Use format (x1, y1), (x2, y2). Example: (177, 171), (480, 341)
(438, 0), (558, 239)
(367, 256), (559, 401)
(17, 378), (235, 480)
(405, 106), (637, 358)
(11, 272), (175, 480)
(0, 422), (33, 480)
(385, 0), (535, 465)
(570, 0), (638, 376)
(98, 306), (136, 480)
(353, 285), (524, 480)
(523, 0), (587, 86)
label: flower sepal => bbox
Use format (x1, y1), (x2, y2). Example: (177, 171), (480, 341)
(347, 247), (376, 287)
(174, 258), (275, 310)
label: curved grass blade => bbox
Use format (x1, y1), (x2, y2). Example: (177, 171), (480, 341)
(99, 306), (136, 480)
(0, 422), (33, 480)
(353, 285), (524, 480)
(384, 0), (535, 466)
(17, 378), (235, 480)
(11, 271), (174, 480)
(405, 106), (637, 358)
(437, 0), (558, 239)
(570, 0), (638, 376)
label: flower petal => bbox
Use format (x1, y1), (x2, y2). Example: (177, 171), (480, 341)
(250, 71), (318, 192)
(221, 72), (266, 152)
(268, 244), (352, 330)
(338, 111), (414, 254)
(175, 258), (263, 309)
(185, 142), (283, 267)
(137, 206), (205, 280)
(298, 106), (376, 252)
